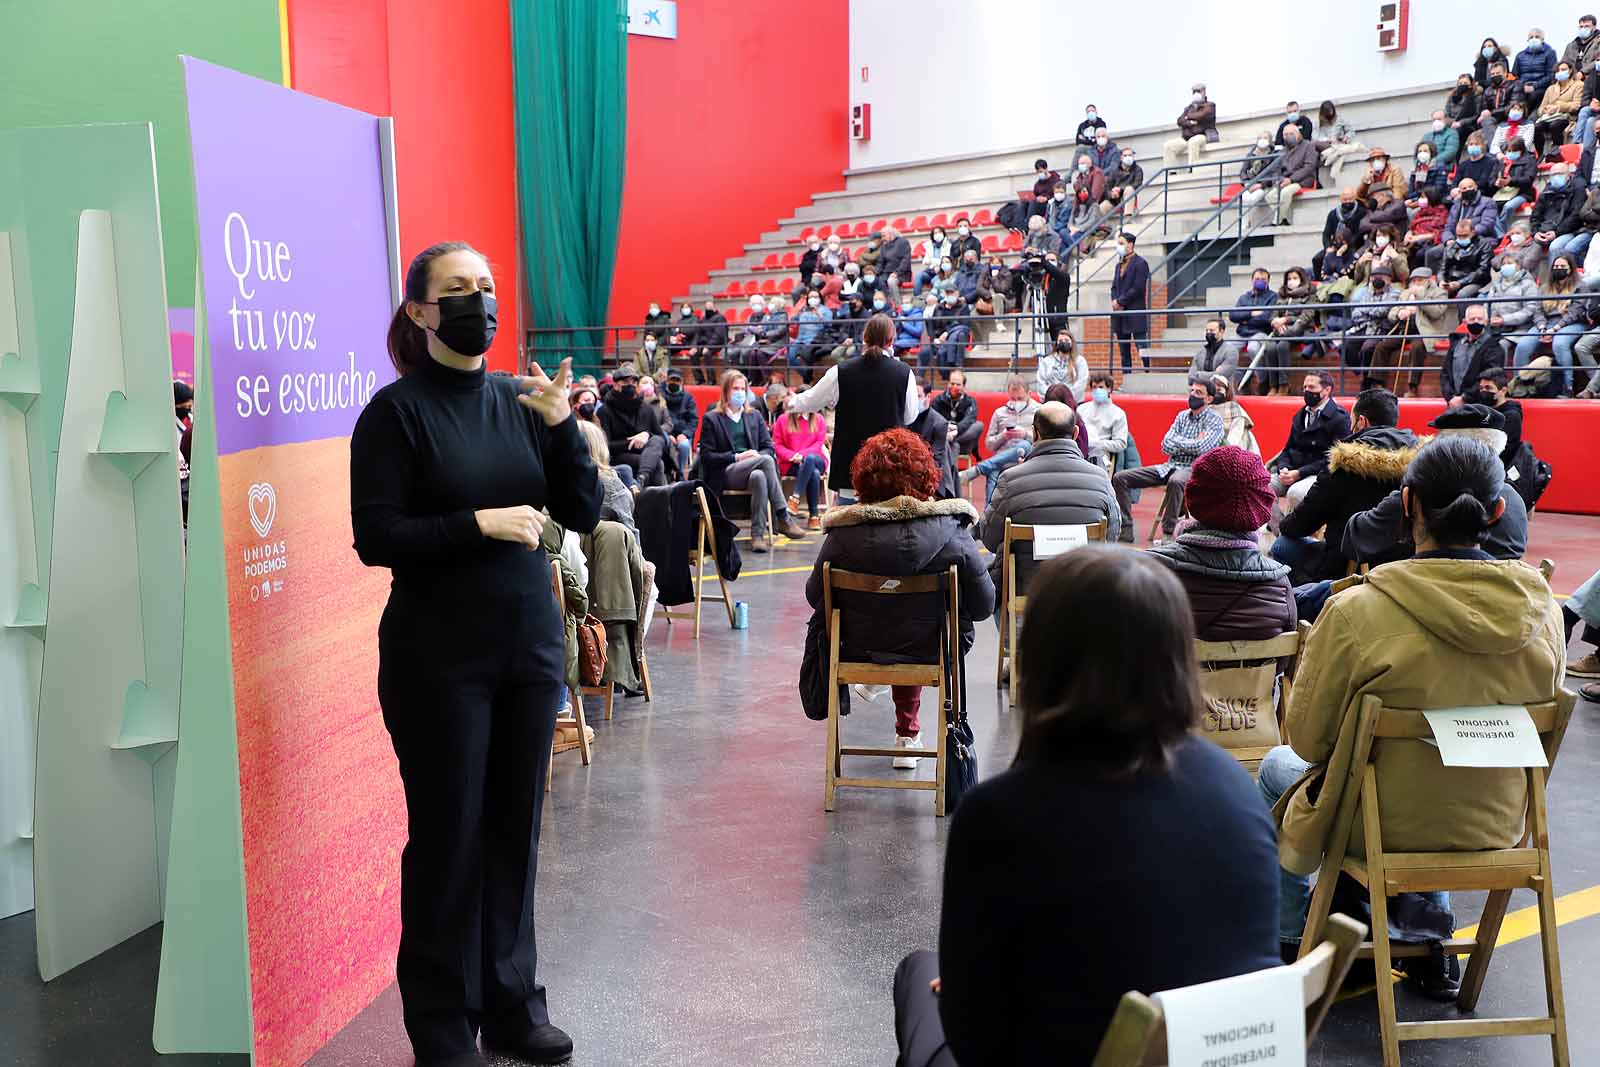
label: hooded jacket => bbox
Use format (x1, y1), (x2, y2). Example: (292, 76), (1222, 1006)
(1480, 267), (1543, 329)
(1148, 531), (1297, 642)
(1279, 427), (1422, 580)
(661, 382), (699, 438)
(804, 496), (995, 664)
(1275, 554), (1565, 875)
(978, 438), (1120, 590)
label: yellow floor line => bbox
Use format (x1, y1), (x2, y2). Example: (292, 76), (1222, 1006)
(1456, 883), (1600, 947)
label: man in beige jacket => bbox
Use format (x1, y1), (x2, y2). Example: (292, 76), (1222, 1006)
(1258, 436), (1564, 997)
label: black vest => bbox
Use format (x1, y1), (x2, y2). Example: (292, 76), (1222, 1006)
(830, 353), (911, 491)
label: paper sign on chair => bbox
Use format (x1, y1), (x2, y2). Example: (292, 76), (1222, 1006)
(1422, 705), (1549, 768)
(1155, 964), (1306, 1067)
(1030, 524), (1089, 560)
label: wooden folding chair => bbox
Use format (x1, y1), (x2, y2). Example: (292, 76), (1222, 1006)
(996, 519), (1108, 693)
(720, 486), (774, 539)
(1298, 690), (1578, 1066)
(661, 486), (737, 637)
(823, 564), (960, 817)
(547, 567), (591, 791)
(1194, 629), (1303, 776)
(1091, 914), (1366, 1065)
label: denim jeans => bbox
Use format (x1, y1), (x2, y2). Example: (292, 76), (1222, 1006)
(1496, 195), (1528, 233)
(1579, 113), (1599, 153)
(1545, 320), (1587, 393)
(789, 452), (827, 516)
(674, 436), (692, 477)
(1549, 231), (1594, 261)
(976, 441), (1031, 505)
(1269, 534), (1322, 584)
(1258, 746), (1451, 944)
(1293, 580), (1335, 624)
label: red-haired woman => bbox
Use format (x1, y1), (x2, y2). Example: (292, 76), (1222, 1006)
(803, 428), (993, 765)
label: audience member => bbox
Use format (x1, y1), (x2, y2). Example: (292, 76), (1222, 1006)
(1030, 158), (1061, 205)
(1531, 163), (1586, 257)
(1423, 109), (1461, 169)
(1238, 130), (1278, 202)
(1267, 369), (1349, 515)
(1111, 231), (1151, 371)
(1439, 304), (1506, 403)
(773, 402), (830, 530)
(925, 288), (972, 378)
(1552, 278), (1600, 396)
(1061, 186), (1104, 255)
(1265, 125), (1317, 226)
(1357, 147), (1407, 201)
(1071, 153), (1107, 212)
(1229, 268), (1278, 367)
(1404, 187), (1450, 264)
(1075, 104), (1106, 150)
(1475, 38), (1513, 88)
(1023, 213), (1062, 257)
(1163, 82), (1218, 165)
(952, 249), (987, 305)
(909, 380), (959, 500)
(1557, 174), (1600, 263)
(1453, 132), (1500, 192)
(980, 402), (1119, 603)
(1576, 85), (1600, 155)
(598, 363), (670, 488)
(915, 225), (953, 295)
(1514, 27), (1559, 108)
(961, 374), (1040, 506)
(1040, 383), (1093, 458)
(827, 290), (872, 365)
(789, 291), (835, 384)
(1469, 367), (1525, 465)
(1498, 220), (1545, 274)
(1189, 316), (1241, 384)
(1314, 99), (1366, 179)
(948, 217), (982, 265)
(1374, 267), (1450, 397)
(893, 292), (925, 359)
(1481, 255), (1544, 366)
(660, 368), (698, 474)
(1434, 217), (1496, 297)
(1045, 180), (1073, 241)
(1208, 376), (1260, 454)
(1315, 225), (1358, 286)
(637, 331), (670, 380)
(931, 369), (982, 457)
(1261, 436), (1560, 993)
(1273, 387), (1418, 584)
(641, 301), (672, 342)
(1088, 128), (1119, 174)
(1357, 191), (1410, 256)
(1079, 371), (1129, 471)
(1346, 263), (1403, 385)
(668, 301), (698, 365)
(1101, 146), (1142, 219)
(786, 314), (918, 504)
(1035, 330), (1087, 400)
(1257, 268), (1317, 395)
(1345, 406), (1529, 566)
(1565, 566), (1600, 701)
(1493, 137), (1540, 229)
(760, 380), (789, 427)
(894, 545), (1279, 1067)
(856, 231), (884, 278)
(805, 429), (992, 771)
(1406, 144), (1449, 205)
(699, 370), (808, 551)
(879, 226), (912, 290)
(1512, 252), (1578, 393)
(1446, 74), (1484, 140)
(821, 233), (848, 273)
(577, 419), (637, 533)
(1320, 188), (1367, 267)
(1535, 60), (1583, 153)
(1112, 377), (1225, 542)
(1149, 446), (1293, 639)
(1274, 99), (1313, 147)
(1480, 60), (1525, 139)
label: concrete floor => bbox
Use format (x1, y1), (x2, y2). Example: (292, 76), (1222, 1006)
(3, 504), (1599, 1067)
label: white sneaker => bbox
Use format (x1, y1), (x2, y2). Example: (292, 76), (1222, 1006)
(893, 732), (922, 770)
(851, 684), (889, 702)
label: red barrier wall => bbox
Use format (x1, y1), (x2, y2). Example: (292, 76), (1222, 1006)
(610, 0), (850, 328)
(287, 0), (521, 372)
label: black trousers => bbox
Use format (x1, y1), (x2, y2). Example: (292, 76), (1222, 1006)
(953, 420), (983, 455)
(894, 950), (959, 1067)
(614, 435), (667, 487)
(379, 588), (563, 1061)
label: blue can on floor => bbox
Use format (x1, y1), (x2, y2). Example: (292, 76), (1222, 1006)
(733, 601), (749, 629)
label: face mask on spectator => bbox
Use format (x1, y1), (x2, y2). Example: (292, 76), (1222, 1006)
(728, 389), (746, 408)
(940, 259), (952, 272)
(1302, 388), (1321, 406)
(618, 382), (637, 398)
(1551, 173), (1570, 188)
(648, 304), (660, 316)
(1251, 277), (1268, 292)
(1055, 341), (1072, 354)
(1552, 264), (1573, 279)
(1372, 157), (1387, 171)
(1582, 25), (1594, 39)
(1457, 235), (1474, 246)
(1467, 319), (1487, 335)
(1092, 387), (1109, 403)
(1086, 108), (1097, 119)
(864, 273), (876, 283)
(943, 293), (958, 306)
(958, 225), (970, 236)
(644, 339), (657, 350)
(1096, 135), (1109, 146)
(577, 401), (596, 419)
(680, 306), (693, 317)
(1187, 394), (1206, 411)
(1432, 119), (1445, 132)
(1077, 160), (1090, 172)
(1375, 234), (1390, 248)
(902, 298), (914, 310)
(640, 382), (655, 398)
(1483, 46), (1497, 58)
(1053, 190), (1067, 202)
(1510, 231), (1527, 244)
(1192, 91), (1203, 102)
(810, 241), (821, 251)
(1509, 110), (1524, 122)
(1467, 143), (1484, 158)
(1204, 328), (1221, 344)
(1287, 110), (1300, 122)
(873, 297), (886, 309)
(1557, 69), (1573, 81)
(1256, 138), (1270, 150)
(1529, 37), (1543, 48)
(1418, 152), (1431, 165)
(1501, 262), (1519, 278)
(1008, 396), (1029, 410)
(751, 298), (765, 311)
(807, 297), (820, 308)
(931, 230), (945, 242)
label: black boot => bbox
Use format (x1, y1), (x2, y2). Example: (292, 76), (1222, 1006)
(482, 1023), (574, 1065)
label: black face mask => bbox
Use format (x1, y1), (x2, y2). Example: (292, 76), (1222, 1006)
(1460, 189), (1479, 203)
(1187, 394), (1206, 410)
(1371, 278), (1387, 291)
(665, 381), (682, 394)
(1055, 342), (1072, 354)
(577, 402), (596, 419)
(1466, 320), (1487, 335)
(1552, 266), (1573, 280)
(1204, 332), (1220, 346)
(617, 383), (637, 399)
(429, 290), (497, 356)
(1303, 390), (1321, 406)
(176, 406), (192, 420)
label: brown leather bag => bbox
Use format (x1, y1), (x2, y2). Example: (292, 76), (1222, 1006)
(577, 614), (608, 687)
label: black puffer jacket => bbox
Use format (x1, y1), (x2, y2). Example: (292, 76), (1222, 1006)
(804, 496), (995, 666)
(977, 438), (1120, 589)
(1279, 426), (1422, 580)
(1146, 533), (1297, 641)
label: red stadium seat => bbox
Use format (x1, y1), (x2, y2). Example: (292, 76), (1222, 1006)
(871, 218), (888, 232)
(891, 217), (909, 231)
(759, 278), (779, 294)
(850, 221), (870, 237)
(834, 222), (854, 238)
(929, 212), (949, 229)
(742, 280), (761, 295)
(758, 253), (780, 271)
(1209, 182), (1245, 205)
(780, 251), (798, 268)
(973, 208), (994, 226)
(788, 226), (814, 245)
(718, 281), (739, 298)
(912, 241), (927, 258)
(1002, 232), (1023, 251)
(816, 225), (833, 240)
(981, 234), (1001, 252)
(909, 215), (929, 232)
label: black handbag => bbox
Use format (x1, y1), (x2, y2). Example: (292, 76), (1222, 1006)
(941, 611), (977, 813)
(799, 610), (849, 722)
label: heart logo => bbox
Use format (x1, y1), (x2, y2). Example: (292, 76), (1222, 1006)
(248, 482), (277, 539)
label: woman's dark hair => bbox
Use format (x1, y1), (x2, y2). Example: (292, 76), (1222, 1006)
(1015, 546), (1202, 775)
(850, 428), (939, 504)
(1403, 436), (1505, 546)
(387, 240), (483, 376)
(1319, 100), (1337, 122)
(862, 313), (895, 357)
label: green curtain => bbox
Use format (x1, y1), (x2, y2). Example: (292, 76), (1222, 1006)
(511, 0), (628, 376)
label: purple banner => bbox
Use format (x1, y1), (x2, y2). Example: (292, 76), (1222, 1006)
(184, 57), (394, 456)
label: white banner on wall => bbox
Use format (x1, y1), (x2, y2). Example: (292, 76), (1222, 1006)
(629, 0), (678, 39)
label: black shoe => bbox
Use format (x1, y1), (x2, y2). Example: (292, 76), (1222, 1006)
(1397, 943), (1462, 1002)
(418, 1053), (488, 1067)
(483, 1023), (573, 1064)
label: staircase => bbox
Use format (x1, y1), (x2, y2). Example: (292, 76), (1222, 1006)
(664, 81), (1448, 391)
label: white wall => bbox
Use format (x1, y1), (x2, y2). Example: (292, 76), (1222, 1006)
(849, 0), (1583, 169)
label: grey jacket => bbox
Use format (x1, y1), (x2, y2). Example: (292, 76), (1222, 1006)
(978, 438), (1121, 587)
(1277, 138), (1320, 186)
(1479, 268), (1544, 330)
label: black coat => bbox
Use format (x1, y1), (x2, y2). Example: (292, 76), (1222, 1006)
(697, 407), (773, 499)
(597, 393), (665, 458)
(1439, 330), (1506, 400)
(1279, 426), (1421, 580)
(931, 389), (978, 434)
(879, 235), (912, 281)
(1439, 235), (1496, 289)
(694, 311), (729, 351)
(910, 406), (959, 500)
(661, 385), (699, 438)
(1322, 202), (1367, 247)
(1530, 180), (1586, 235)
(1111, 253), (1150, 334)
(1272, 398), (1351, 477)
(637, 480), (741, 605)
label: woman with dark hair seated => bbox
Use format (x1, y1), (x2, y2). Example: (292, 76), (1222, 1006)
(1039, 382), (1093, 456)
(1260, 436), (1564, 998)
(892, 546), (1281, 1067)
(804, 428), (993, 768)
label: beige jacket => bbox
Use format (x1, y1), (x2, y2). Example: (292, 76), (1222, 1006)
(1275, 556), (1564, 875)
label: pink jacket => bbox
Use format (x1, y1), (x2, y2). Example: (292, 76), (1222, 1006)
(773, 412), (828, 471)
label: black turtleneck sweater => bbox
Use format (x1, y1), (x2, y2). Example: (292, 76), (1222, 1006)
(350, 356), (600, 604)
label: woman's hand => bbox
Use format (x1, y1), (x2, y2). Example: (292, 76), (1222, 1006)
(515, 358), (574, 426)
(475, 505), (545, 548)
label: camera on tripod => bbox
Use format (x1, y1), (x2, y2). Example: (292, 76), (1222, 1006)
(1017, 249), (1049, 279)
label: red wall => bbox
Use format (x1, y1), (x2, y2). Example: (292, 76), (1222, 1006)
(287, 0), (521, 372)
(609, 0), (850, 327)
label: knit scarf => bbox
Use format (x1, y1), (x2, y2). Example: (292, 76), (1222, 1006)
(1149, 524), (1290, 583)
(1174, 523), (1259, 551)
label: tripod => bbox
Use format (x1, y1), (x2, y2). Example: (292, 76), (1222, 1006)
(1015, 274), (1055, 372)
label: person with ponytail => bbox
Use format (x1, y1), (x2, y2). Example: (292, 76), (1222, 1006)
(785, 312), (919, 503)
(351, 241), (599, 1066)
(1259, 434), (1563, 998)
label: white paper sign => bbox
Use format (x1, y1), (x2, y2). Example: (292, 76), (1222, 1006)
(1156, 966), (1306, 1067)
(1031, 524), (1089, 560)
(627, 0), (678, 39)
(1423, 706), (1548, 768)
